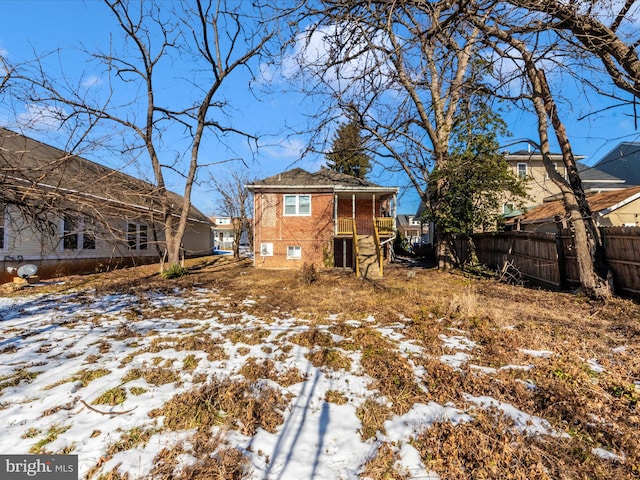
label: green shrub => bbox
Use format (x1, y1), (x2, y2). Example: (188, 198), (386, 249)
(161, 264), (189, 279)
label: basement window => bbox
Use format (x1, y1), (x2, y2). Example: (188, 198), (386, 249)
(260, 243), (273, 256)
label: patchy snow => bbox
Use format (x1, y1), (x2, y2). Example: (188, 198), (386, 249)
(587, 358), (605, 374)
(592, 447), (625, 462)
(0, 286), (622, 479)
(462, 394), (568, 438)
(438, 334), (477, 351)
(519, 348), (554, 358)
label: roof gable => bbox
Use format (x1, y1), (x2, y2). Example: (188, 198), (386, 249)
(248, 167), (397, 193)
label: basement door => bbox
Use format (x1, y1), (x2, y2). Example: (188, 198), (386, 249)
(334, 238), (354, 269)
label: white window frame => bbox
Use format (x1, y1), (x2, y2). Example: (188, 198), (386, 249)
(283, 195), (311, 216)
(260, 242), (273, 256)
(546, 162), (559, 179)
(127, 222), (149, 251)
(517, 163), (528, 179)
(60, 215), (96, 252)
(287, 245), (302, 259)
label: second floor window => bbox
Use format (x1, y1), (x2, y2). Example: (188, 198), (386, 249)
(283, 195), (311, 216)
(517, 163), (528, 179)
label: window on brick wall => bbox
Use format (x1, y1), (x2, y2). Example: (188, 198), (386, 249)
(287, 246), (302, 259)
(260, 243), (273, 256)
(283, 195), (311, 216)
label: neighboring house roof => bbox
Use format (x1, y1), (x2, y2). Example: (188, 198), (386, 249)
(510, 185), (640, 225)
(396, 214), (421, 229)
(593, 142), (640, 186)
(247, 167), (398, 194)
(0, 128), (211, 224)
(577, 161), (627, 190)
(505, 150), (587, 161)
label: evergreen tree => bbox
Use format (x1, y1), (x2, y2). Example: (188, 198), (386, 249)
(425, 94), (527, 264)
(325, 118), (371, 179)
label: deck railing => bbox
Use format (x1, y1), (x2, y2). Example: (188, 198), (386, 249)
(375, 217), (394, 235)
(337, 217), (394, 236)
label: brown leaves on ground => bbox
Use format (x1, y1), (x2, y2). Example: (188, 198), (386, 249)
(28, 256), (640, 479)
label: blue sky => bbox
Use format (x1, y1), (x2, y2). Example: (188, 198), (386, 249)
(1, 1), (639, 216)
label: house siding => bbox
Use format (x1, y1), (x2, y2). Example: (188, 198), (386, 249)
(253, 192), (334, 268)
(0, 206), (210, 284)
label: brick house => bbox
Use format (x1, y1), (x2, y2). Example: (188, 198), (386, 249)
(246, 168), (398, 277)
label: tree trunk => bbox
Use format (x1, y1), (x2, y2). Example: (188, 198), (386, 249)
(531, 69), (612, 299)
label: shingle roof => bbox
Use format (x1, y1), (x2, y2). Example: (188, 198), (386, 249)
(0, 128), (211, 224)
(513, 185), (640, 223)
(577, 162), (625, 184)
(594, 142), (640, 186)
(247, 167), (397, 193)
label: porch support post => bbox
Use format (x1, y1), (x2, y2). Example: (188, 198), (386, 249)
(334, 193), (338, 235)
(393, 193), (397, 231)
(352, 194), (356, 220)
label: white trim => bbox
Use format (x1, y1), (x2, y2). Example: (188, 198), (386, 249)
(599, 191), (640, 215)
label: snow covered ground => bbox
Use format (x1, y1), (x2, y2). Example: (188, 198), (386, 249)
(0, 284), (621, 479)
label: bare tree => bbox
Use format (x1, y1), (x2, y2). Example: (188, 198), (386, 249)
(462, 1), (640, 297)
(210, 170), (252, 259)
(10, 0), (276, 268)
(291, 1), (485, 268)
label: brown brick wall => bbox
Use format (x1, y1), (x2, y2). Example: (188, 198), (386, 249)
(253, 192), (335, 269)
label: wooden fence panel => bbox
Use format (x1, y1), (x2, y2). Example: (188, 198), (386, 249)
(462, 227), (640, 298)
(601, 227), (640, 296)
(471, 232), (561, 287)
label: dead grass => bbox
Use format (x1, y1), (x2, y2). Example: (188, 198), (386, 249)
(239, 357), (304, 387)
(121, 367), (179, 386)
(149, 376), (290, 436)
(149, 431), (248, 480)
(149, 334), (227, 362)
(16, 257), (640, 478)
(360, 442), (410, 479)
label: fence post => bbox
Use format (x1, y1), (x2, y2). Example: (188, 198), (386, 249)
(554, 215), (568, 290)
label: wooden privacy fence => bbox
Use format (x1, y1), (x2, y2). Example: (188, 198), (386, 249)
(459, 227), (640, 297)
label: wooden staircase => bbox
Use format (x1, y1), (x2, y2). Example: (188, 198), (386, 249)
(356, 235), (382, 278)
